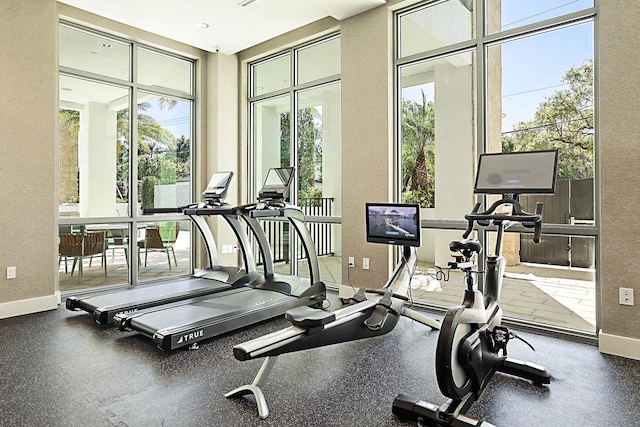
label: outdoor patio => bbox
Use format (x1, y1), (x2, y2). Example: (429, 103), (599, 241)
(59, 232), (596, 334)
(410, 261), (596, 332)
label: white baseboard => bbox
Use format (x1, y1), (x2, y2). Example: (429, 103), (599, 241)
(0, 294), (59, 320)
(599, 330), (640, 361)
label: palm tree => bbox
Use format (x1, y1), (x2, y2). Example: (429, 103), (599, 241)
(401, 89), (435, 207)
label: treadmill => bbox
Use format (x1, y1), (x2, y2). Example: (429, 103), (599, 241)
(65, 171), (262, 324)
(113, 167), (327, 351)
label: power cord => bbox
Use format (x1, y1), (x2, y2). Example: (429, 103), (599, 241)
(347, 259), (356, 295)
(403, 247), (416, 308)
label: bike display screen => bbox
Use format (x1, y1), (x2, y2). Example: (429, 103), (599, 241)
(474, 150), (558, 194)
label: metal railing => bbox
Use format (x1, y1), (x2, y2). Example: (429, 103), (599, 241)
(300, 197), (334, 259)
(257, 197), (334, 264)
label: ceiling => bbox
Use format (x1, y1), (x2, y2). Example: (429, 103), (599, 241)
(58, 0), (386, 55)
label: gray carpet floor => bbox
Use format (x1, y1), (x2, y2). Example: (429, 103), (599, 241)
(1, 294), (639, 427)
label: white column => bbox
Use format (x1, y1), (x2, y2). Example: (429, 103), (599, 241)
(321, 86), (342, 255)
(78, 102), (117, 217)
(256, 104), (282, 186)
(433, 59), (474, 267)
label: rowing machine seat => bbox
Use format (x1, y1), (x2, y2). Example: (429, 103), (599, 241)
(285, 306), (336, 334)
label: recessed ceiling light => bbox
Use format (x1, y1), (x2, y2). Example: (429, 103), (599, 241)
(196, 22), (209, 29)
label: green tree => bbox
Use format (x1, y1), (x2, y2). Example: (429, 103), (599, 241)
(116, 100), (191, 204)
(502, 60), (594, 179)
(59, 109), (80, 136)
(136, 102), (175, 155)
(297, 107), (323, 201)
(60, 98), (189, 206)
(176, 135), (190, 163)
(277, 108), (324, 204)
(141, 175), (159, 210)
(280, 112), (291, 167)
(116, 108), (130, 201)
(401, 89), (436, 208)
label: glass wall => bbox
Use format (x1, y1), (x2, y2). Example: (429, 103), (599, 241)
(59, 76), (129, 218)
(398, 0), (475, 57)
(396, 0), (596, 334)
(59, 23), (194, 292)
(252, 95), (291, 196)
(59, 25), (130, 80)
(136, 94), (192, 214)
(487, 0), (594, 33)
(296, 37), (340, 85)
(252, 53), (291, 96)
(249, 35), (342, 285)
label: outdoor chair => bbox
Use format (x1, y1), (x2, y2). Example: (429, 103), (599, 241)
(106, 228), (129, 266)
(138, 224), (180, 270)
(58, 231), (107, 276)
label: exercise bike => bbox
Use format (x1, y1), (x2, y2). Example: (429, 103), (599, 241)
(393, 150), (556, 426)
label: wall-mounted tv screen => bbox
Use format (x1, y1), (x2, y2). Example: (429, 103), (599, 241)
(474, 150), (558, 194)
(366, 203), (421, 247)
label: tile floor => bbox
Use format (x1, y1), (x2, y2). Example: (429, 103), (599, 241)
(409, 262), (596, 332)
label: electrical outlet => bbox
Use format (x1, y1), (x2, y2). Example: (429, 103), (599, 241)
(363, 258), (369, 270)
(221, 244), (237, 254)
(6, 266), (16, 279)
(619, 287), (634, 306)
(348, 257), (355, 268)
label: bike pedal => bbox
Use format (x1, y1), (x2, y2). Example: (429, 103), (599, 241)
(489, 326), (511, 355)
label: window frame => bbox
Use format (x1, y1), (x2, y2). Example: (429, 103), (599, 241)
(393, 0), (599, 337)
(58, 21), (197, 287)
(394, 1), (597, 235)
(247, 33), (342, 278)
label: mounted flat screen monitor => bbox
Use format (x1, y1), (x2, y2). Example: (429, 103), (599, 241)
(258, 167), (294, 200)
(202, 171), (233, 201)
(366, 203), (421, 247)
(474, 150), (558, 194)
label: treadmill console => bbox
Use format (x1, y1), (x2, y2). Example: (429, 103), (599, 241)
(258, 167), (294, 202)
(202, 171), (234, 204)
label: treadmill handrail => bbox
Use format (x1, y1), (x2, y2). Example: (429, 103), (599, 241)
(183, 206), (237, 216)
(236, 202), (320, 286)
(143, 207), (184, 214)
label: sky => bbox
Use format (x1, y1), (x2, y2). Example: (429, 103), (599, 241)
(500, 20), (593, 130)
(402, 0), (594, 132)
(144, 98), (192, 140)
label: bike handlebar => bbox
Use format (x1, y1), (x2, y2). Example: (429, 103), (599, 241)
(462, 199), (544, 243)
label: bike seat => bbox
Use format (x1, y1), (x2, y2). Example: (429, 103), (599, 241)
(449, 239), (482, 254)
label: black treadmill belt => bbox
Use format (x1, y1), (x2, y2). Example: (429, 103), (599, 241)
(70, 277), (231, 320)
(127, 288), (294, 337)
